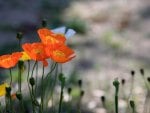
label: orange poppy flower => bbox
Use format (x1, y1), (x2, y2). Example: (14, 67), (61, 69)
(22, 42), (48, 61)
(37, 28), (66, 48)
(0, 52), (22, 68)
(45, 45), (75, 63)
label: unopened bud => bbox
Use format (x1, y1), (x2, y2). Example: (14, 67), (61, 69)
(101, 96), (105, 103)
(67, 87), (72, 95)
(121, 79), (126, 85)
(18, 61), (24, 70)
(42, 19), (47, 27)
(140, 68), (144, 76)
(130, 100), (135, 109)
(80, 90), (84, 97)
(5, 87), (11, 97)
(131, 70), (135, 77)
(16, 92), (22, 100)
(16, 32), (23, 40)
(29, 77), (35, 86)
(147, 77), (150, 83)
(78, 79), (82, 87)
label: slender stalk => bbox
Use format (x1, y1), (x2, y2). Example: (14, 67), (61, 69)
(45, 62), (57, 79)
(35, 62), (38, 95)
(113, 79), (120, 113)
(0, 103), (3, 113)
(40, 65), (45, 113)
(50, 63), (58, 113)
(31, 61), (37, 77)
(58, 86), (63, 113)
(27, 61), (36, 113)
(18, 65), (21, 93)
(9, 68), (12, 86)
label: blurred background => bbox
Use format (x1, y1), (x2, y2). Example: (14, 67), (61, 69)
(0, 0), (150, 113)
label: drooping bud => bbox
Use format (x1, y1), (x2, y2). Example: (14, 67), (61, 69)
(131, 70), (135, 77)
(16, 92), (22, 100)
(42, 19), (47, 27)
(147, 77), (150, 83)
(5, 86), (11, 97)
(67, 87), (72, 95)
(113, 78), (120, 94)
(18, 61), (24, 70)
(29, 77), (35, 86)
(101, 95), (105, 103)
(121, 79), (126, 85)
(140, 68), (144, 76)
(16, 32), (23, 40)
(130, 100), (135, 109)
(80, 90), (84, 97)
(78, 79), (82, 88)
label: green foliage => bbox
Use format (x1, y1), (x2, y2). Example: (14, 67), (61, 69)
(66, 18), (87, 34)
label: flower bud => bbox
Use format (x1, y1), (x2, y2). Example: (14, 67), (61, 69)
(101, 96), (105, 103)
(42, 19), (47, 27)
(113, 79), (120, 87)
(16, 92), (22, 100)
(18, 61), (24, 70)
(29, 77), (35, 86)
(140, 68), (144, 76)
(5, 86), (11, 97)
(80, 90), (84, 97)
(78, 79), (82, 88)
(130, 100), (135, 109)
(147, 77), (150, 83)
(121, 79), (126, 85)
(16, 32), (23, 40)
(67, 87), (72, 95)
(131, 70), (135, 77)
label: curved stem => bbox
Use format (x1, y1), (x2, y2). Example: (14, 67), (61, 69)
(45, 62), (57, 80)
(31, 61), (37, 77)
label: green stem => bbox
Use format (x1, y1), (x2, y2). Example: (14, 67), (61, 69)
(9, 68), (12, 86)
(31, 61), (37, 77)
(0, 103), (3, 113)
(45, 62), (57, 79)
(113, 80), (119, 113)
(58, 86), (63, 113)
(31, 86), (36, 113)
(40, 65), (45, 113)
(115, 95), (118, 113)
(18, 66), (21, 93)
(27, 61), (35, 113)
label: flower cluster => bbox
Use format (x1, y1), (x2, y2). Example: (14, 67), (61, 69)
(0, 27), (76, 69)
(0, 27), (76, 97)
